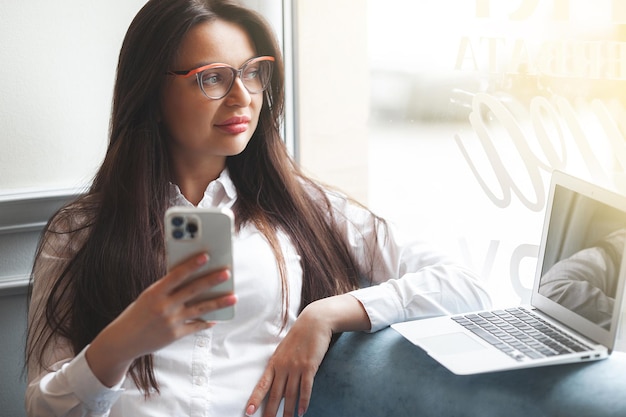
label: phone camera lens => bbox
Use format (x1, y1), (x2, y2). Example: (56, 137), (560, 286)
(172, 229), (184, 239)
(171, 216), (184, 227)
(186, 222), (198, 237)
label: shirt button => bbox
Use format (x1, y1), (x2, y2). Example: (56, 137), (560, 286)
(193, 376), (207, 386)
(94, 400), (109, 412)
(196, 339), (207, 348)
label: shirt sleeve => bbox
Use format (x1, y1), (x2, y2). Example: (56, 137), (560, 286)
(25, 212), (125, 417)
(26, 346), (125, 417)
(326, 191), (492, 332)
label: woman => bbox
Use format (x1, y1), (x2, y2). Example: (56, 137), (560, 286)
(25, 0), (491, 416)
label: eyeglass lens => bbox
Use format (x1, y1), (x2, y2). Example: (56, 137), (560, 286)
(198, 59), (273, 99)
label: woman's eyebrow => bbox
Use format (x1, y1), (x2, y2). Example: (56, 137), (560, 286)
(184, 56), (259, 70)
(175, 61), (217, 71)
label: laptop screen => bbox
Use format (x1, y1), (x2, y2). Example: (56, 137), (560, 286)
(537, 183), (626, 331)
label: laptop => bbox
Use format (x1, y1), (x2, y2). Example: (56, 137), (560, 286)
(392, 170), (626, 375)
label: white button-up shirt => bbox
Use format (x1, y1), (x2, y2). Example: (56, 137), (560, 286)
(26, 169), (491, 417)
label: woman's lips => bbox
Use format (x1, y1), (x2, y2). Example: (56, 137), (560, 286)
(215, 116), (251, 134)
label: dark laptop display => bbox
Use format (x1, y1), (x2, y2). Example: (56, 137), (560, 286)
(538, 184), (626, 330)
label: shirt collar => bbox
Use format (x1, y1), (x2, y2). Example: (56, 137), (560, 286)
(169, 168), (237, 208)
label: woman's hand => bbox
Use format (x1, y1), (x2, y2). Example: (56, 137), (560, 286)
(245, 295), (371, 417)
(85, 252), (237, 387)
(245, 304), (332, 417)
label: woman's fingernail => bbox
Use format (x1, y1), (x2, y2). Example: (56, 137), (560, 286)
(299, 407), (306, 416)
(197, 253), (209, 265)
(245, 404), (255, 416)
(217, 270), (231, 281)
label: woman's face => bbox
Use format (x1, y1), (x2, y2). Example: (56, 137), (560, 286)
(160, 19), (263, 166)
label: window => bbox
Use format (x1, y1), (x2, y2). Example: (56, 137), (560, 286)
(295, 0), (626, 307)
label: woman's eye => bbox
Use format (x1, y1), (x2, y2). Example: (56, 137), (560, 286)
(201, 72), (223, 87)
(244, 67), (260, 80)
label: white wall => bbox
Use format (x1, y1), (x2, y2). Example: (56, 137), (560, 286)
(294, 0), (369, 204)
(0, 1), (283, 195)
(0, 1), (149, 194)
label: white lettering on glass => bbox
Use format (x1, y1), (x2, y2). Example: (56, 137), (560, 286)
(475, 0), (626, 23)
(447, 1), (626, 301)
(455, 94), (626, 211)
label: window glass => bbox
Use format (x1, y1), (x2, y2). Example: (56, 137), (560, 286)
(366, 0), (626, 307)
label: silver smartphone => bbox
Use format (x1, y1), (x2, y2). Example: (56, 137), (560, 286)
(165, 206), (235, 321)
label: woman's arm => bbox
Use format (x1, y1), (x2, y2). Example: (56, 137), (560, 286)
(336, 191), (492, 330)
(245, 294), (370, 417)
(26, 252), (237, 417)
(350, 238), (492, 331)
(246, 191), (490, 417)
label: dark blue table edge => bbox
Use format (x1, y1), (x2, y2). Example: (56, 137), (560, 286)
(307, 326), (626, 417)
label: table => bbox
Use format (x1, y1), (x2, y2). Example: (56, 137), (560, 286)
(307, 327), (626, 417)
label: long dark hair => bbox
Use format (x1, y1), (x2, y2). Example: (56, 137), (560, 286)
(27, 0), (382, 394)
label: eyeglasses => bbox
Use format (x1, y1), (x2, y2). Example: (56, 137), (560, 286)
(167, 56), (275, 100)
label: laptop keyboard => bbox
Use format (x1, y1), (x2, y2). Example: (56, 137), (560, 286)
(452, 307), (593, 361)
